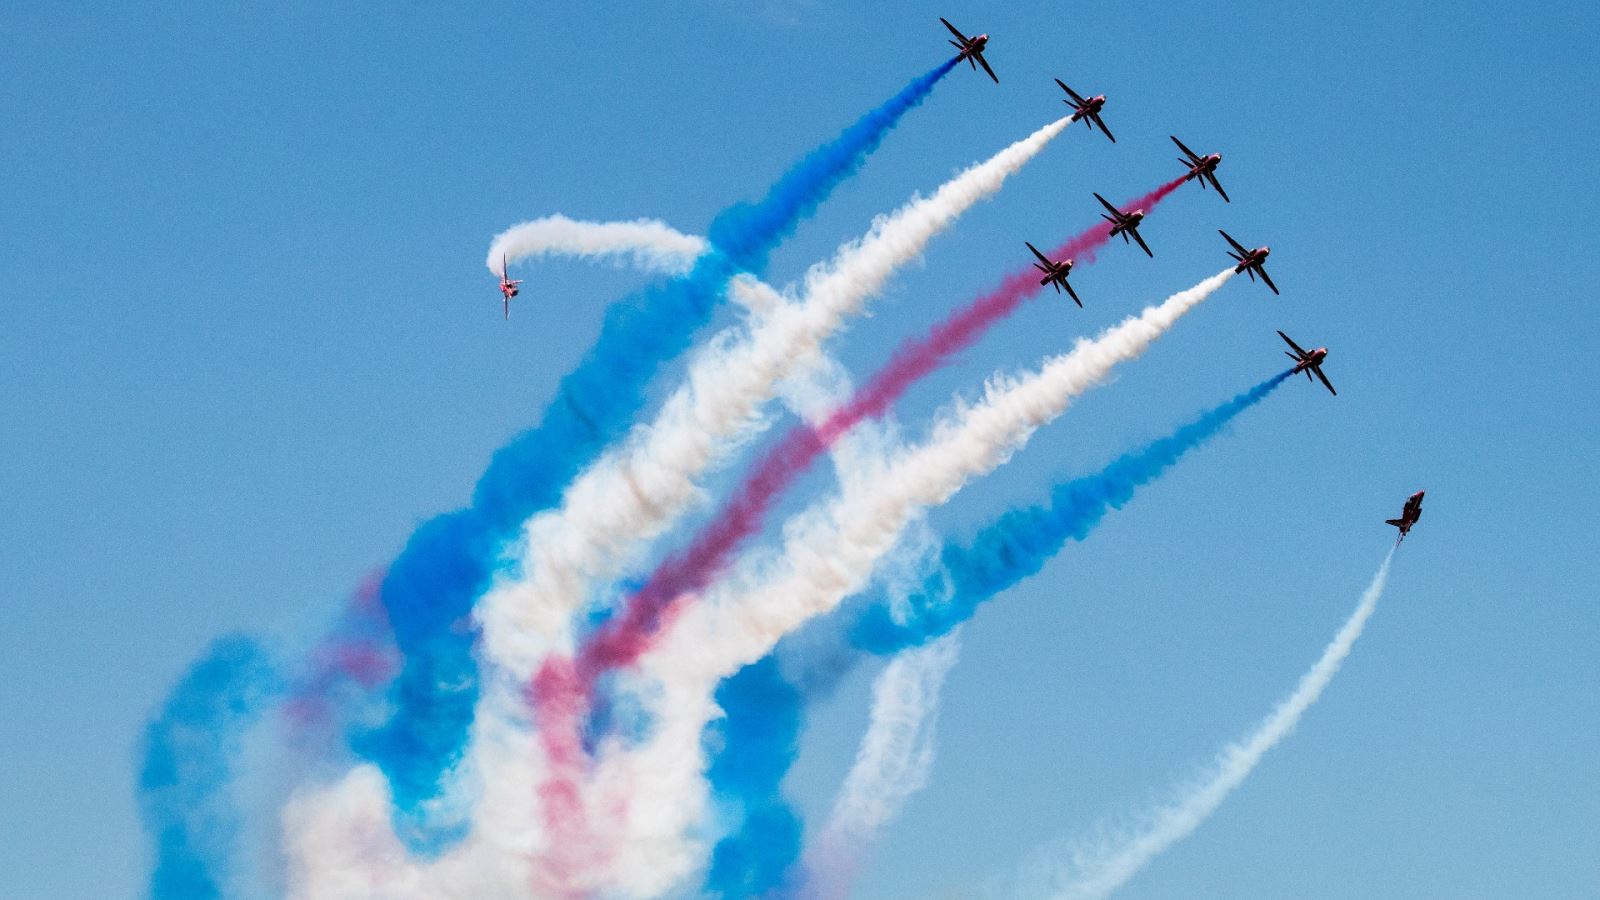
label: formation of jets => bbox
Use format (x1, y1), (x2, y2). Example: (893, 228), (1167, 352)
(489, 18), (1425, 541)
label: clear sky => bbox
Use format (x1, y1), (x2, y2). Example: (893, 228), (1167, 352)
(2, 1), (1597, 897)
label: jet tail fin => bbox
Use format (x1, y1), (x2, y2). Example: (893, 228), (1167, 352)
(1385, 518), (1404, 528)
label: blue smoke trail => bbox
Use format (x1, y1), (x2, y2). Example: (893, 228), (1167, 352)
(137, 636), (280, 900)
(702, 657), (805, 897)
(360, 58), (958, 853)
(853, 370), (1294, 654)
(702, 372), (1292, 885)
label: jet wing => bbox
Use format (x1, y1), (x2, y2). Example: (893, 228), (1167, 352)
(1207, 171), (1230, 203)
(1026, 242), (1053, 266)
(1258, 266), (1279, 295)
(1219, 229), (1250, 256)
(1171, 135), (1200, 162)
(1277, 330), (1308, 356)
(1093, 192), (1122, 217)
(1064, 279), (1082, 308)
(974, 51), (998, 82)
(1055, 78), (1086, 105)
(1090, 113), (1116, 143)
(1313, 365), (1337, 396)
(940, 17), (969, 42)
(1130, 226), (1153, 258)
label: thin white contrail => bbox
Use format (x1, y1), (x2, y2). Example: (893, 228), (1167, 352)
(1038, 549), (1395, 900)
(477, 116), (1075, 680)
(485, 214), (706, 275)
(806, 634), (961, 899)
(602, 270), (1237, 894)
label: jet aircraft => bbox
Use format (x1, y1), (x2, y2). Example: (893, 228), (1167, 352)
(1094, 192), (1153, 257)
(1386, 491), (1425, 539)
(941, 18), (997, 82)
(1172, 135), (1227, 201)
(1221, 230), (1277, 295)
(498, 254), (521, 320)
(1056, 80), (1113, 142)
(1026, 241), (1081, 307)
(1278, 330), (1336, 395)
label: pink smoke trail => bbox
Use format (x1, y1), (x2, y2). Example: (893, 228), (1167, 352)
(528, 177), (1185, 887)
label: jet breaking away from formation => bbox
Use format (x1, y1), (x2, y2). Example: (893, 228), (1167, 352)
(1278, 330), (1336, 395)
(498, 254), (522, 320)
(941, 17), (997, 83)
(1173, 135), (1227, 201)
(1094, 192), (1154, 257)
(1025, 241), (1082, 307)
(1057, 80), (1114, 143)
(1386, 490), (1424, 539)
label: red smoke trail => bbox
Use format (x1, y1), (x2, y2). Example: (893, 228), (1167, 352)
(528, 176), (1185, 882)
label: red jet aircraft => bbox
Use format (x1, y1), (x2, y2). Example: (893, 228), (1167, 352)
(498, 254), (522, 320)
(1172, 135), (1227, 202)
(1026, 241), (1081, 307)
(1056, 80), (1113, 143)
(1386, 490), (1425, 540)
(1094, 192), (1153, 257)
(941, 18), (997, 83)
(1221, 230), (1277, 295)
(1278, 330), (1336, 395)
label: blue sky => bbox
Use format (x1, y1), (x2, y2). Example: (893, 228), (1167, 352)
(2, 1), (1597, 897)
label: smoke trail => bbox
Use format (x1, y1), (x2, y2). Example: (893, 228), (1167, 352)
(1038, 549), (1396, 899)
(486, 214), (707, 276)
(361, 58), (955, 849)
(854, 370), (1295, 654)
(602, 270), (1238, 894)
(138, 637), (280, 899)
(805, 634), (961, 899)
(479, 114), (1075, 680)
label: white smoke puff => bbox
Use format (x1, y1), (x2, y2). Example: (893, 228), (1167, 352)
(486, 214), (706, 276)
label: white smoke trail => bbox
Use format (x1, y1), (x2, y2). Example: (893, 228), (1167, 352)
(485, 214), (707, 275)
(1033, 549), (1394, 899)
(478, 116), (1074, 679)
(602, 270), (1237, 894)
(806, 634), (961, 899)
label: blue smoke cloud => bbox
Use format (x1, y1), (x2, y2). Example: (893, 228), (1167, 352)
(137, 636), (280, 900)
(702, 657), (805, 898)
(703, 373), (1292, 884)
(853, 371), (1294, 652)
(359, 59), (958, 853)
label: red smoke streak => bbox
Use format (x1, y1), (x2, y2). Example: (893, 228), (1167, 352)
(528, 177), (1185, 882)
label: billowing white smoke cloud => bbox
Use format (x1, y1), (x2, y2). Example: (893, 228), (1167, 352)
(807, 634), (961, 898)
(477, 116), (1075, 679)
(596, 270), (1238, 894)
(485, 214), (707, 276)
(1031, 549), (1395, 900)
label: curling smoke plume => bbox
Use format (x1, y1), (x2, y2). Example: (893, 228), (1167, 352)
(358, 57), (955, 848)
(480, 114), (1076, 679)
(487, 215), (707, 276)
